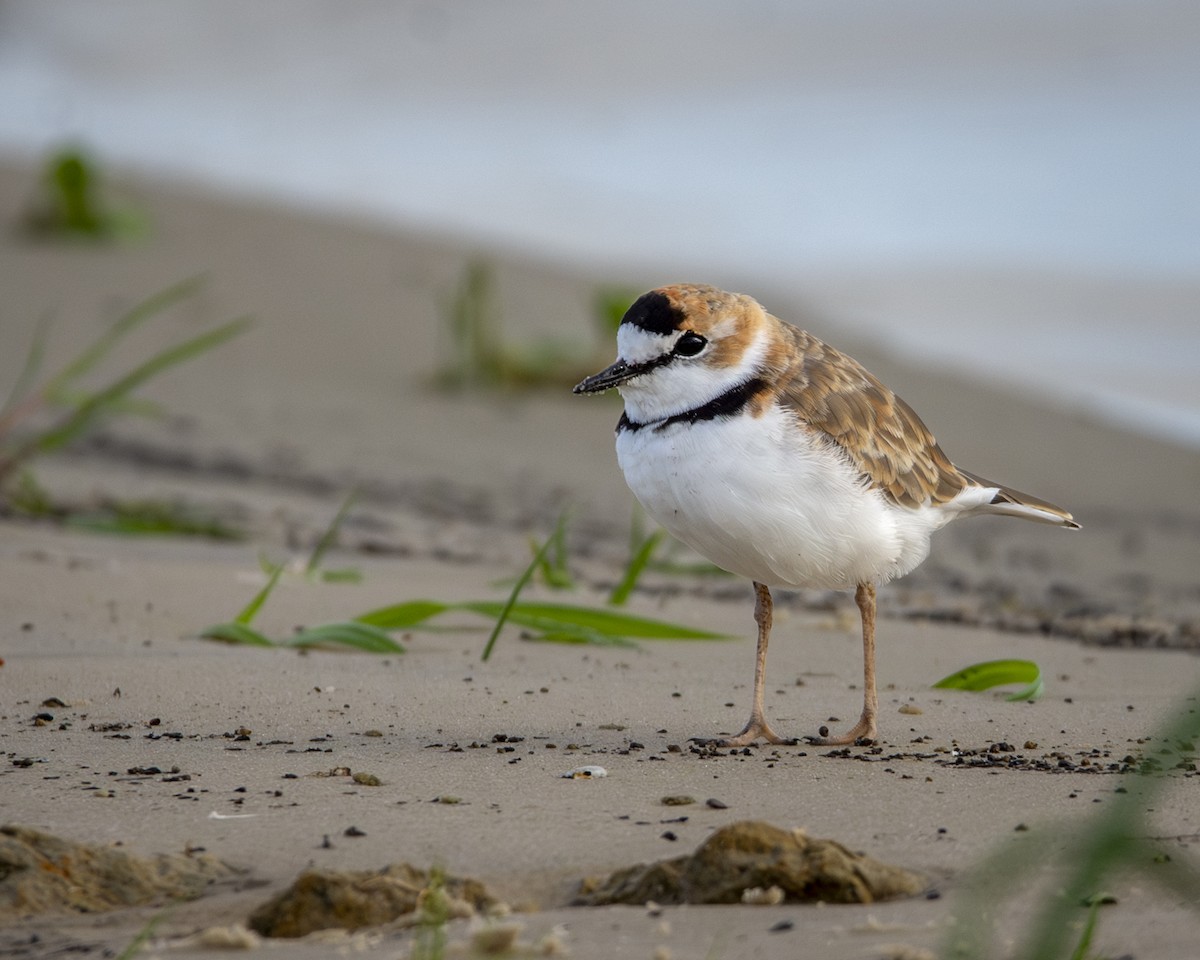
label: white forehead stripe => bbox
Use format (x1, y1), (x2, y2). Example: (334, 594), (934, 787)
(617, 324), (675, 365)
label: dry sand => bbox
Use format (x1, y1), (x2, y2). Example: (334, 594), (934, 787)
(1, 158), (1198, 958)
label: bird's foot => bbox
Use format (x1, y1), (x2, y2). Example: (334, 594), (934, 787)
(804, 714), (877, 747)
(690, 715), (798, 748)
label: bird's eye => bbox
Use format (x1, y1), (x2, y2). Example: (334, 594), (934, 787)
(673, 332), (707, 357)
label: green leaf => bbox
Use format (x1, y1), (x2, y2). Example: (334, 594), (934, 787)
(526, 629), (640, 648)
(305, 489), (357, 576)
(355, 600), (450, 629)
(609, 528), (664, 606)
(933, 659), (1044, 702)
(235, 562), (285, 626)
(199, 622), (276, 647)
(461, 600), (728, 640)
(480, 530), (555, 662)
(533, 510), (574, 589)
(283, 622), (406, 654)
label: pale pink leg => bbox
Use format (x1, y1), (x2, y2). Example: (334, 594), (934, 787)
(693, 582), (796, 747)
(808, 582), (879, 746)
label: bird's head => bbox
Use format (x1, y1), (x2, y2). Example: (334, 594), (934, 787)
(573, 284), (774, 424)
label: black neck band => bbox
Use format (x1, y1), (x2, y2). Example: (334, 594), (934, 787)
(618, 378), (768, 433)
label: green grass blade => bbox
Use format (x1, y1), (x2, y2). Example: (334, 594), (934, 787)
(63, 500), (242, 540)
(317, 567), (363, 584)
(44, 277), (198, 394)
(114, 908), (170, 960)
(283, 622), (406, 653)
(305, 489), (357, 576)
(32, 316), (251, 457)
(0, 312), (51, 422)
(199, 622), (276, 647)
(6, 471), (55, 516)
(480, 532), (555, 662)
(355, 600), (450, 629)
(235, 561), (285, 626)
(462, 600), (728, 640)
(529, 509), (574, 589)
(527, 629), (640, 648)
(1068, 897), (1104, 960)
(45, 276), (206, 395)
(608, 528), (664, 606)
(933, 659), (1043, 701)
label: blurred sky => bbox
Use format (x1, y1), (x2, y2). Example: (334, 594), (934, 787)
(1, 0), (1197, 443)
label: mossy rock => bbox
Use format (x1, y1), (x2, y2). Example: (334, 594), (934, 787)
(248, 863), (496, 938)
(576, 820), (925, 906)
(0, 824), (234, 920)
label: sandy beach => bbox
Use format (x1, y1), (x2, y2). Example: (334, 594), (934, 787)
(1, 158), (1199, 959)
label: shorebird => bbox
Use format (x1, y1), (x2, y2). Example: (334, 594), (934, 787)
(574, 284), (1079, 746)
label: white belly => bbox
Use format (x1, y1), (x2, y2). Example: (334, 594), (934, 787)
(615, 407), (943, 590)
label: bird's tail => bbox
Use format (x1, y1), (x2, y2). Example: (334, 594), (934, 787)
(958, 469), (1080, 529)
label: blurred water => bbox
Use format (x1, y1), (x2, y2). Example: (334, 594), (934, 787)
(1, 0), (1197, 444)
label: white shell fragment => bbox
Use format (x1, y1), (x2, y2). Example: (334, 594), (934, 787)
(562, 765), (608, 779)
(741, 885), (785, 905)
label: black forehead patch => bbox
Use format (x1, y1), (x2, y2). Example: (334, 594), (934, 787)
(621, 291), (684, 336)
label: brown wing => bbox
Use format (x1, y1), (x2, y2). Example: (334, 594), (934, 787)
(773, 323), (966, 508)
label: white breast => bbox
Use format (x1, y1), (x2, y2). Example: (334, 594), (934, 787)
(615, 405), (946, 590)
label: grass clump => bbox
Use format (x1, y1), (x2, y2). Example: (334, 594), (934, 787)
(0, 277), (249, 535)
(435, 261), (641, 391)
(200, 493), (392, 653)
(19, 146), (146, 242)
(201, 508), (727, 657)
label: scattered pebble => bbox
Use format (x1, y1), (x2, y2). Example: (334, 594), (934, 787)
(705, 798), (729, 809)
(898, 704), (923, 715)
(660, 795), (695, 806)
